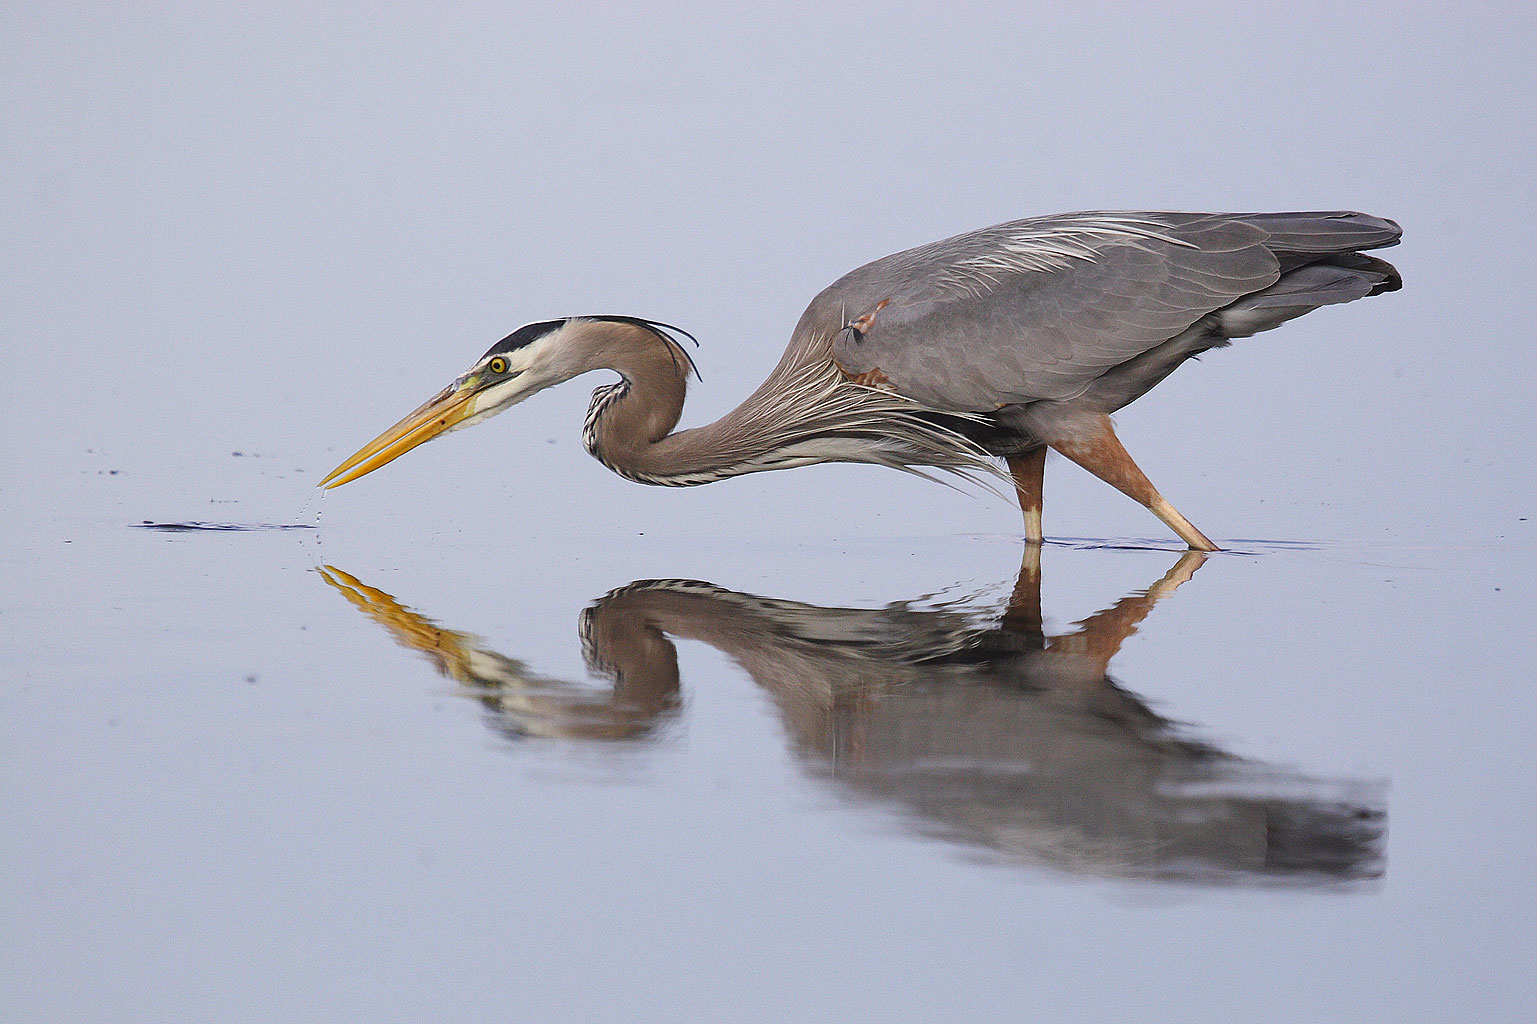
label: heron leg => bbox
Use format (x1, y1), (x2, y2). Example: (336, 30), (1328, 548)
(1048, 414), (1219, 552)
(1006, 447), (1047, 545)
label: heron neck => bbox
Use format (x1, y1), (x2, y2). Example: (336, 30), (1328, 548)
(578, 321), (820, 487)
(576, 319), (992, 488)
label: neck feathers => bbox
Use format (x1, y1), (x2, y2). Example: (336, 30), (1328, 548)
(577, 320), (998, 488)
(574, 320), (691, 482)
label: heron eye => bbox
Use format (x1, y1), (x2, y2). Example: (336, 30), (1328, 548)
(489, 357), (508, 374)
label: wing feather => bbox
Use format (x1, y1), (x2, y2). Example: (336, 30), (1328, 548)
(824, 212), (1396, 411)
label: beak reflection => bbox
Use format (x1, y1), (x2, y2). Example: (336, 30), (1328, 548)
(318, 552), (1387, 884)
(318, 565), (679, 740)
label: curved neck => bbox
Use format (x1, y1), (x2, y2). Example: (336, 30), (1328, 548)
(577, 319), (817, 487)
(569, 318), (992, 488)
(573, 321), (697, 484)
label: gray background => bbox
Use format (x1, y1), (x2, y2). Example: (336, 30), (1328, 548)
(4, 3), (1535, 1022)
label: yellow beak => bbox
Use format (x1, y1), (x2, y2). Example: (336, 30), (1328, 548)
(319, 382), (478, 489)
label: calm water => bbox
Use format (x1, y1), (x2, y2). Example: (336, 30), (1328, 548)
(5, 5), (1536, 1022)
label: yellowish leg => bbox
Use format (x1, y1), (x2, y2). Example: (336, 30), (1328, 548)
(1049, 415), (1219, 552)
(1007, 447), (1047, 545)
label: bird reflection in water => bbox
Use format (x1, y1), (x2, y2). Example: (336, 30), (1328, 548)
(319, 554), (1384, 884)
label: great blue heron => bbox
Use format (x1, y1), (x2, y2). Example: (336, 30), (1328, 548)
(320, 211), (1401, 549)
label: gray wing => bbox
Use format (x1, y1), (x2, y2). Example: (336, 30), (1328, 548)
(824, 211), (1399, 411)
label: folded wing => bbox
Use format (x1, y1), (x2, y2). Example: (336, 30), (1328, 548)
(826, 211), (1401, 412)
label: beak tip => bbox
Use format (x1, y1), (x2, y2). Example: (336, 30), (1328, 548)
(320, 382), (476, 492)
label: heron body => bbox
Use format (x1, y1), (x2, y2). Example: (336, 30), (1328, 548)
(321, 210), (1401, 549)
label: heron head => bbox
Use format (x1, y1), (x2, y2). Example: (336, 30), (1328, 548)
(319, 319), (573, 489)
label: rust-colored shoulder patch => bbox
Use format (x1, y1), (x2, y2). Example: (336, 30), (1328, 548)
(847, 297), (891, 337)
(833, 297), (897, 389)
(836, 363), (894, 389)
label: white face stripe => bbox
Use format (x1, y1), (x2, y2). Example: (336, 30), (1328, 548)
(448, 325), (581, 433)
(456, 317), (684, 436)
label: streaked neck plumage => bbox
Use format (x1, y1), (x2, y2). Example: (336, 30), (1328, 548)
(562, 318), (995, 488)
(572, 320), (694, 484)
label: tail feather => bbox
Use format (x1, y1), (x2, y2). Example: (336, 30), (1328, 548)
(1201, 212), (1403, 337)
(1215, 251), (1401, 338)
(1321, 252), (1402, 295)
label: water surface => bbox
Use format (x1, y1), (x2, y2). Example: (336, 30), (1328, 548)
(4, 4), (1536, 1022)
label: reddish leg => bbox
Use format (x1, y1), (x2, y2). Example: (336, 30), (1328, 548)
(1049, 415), (1219, 551)
(1006, 447), (1047, 545)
